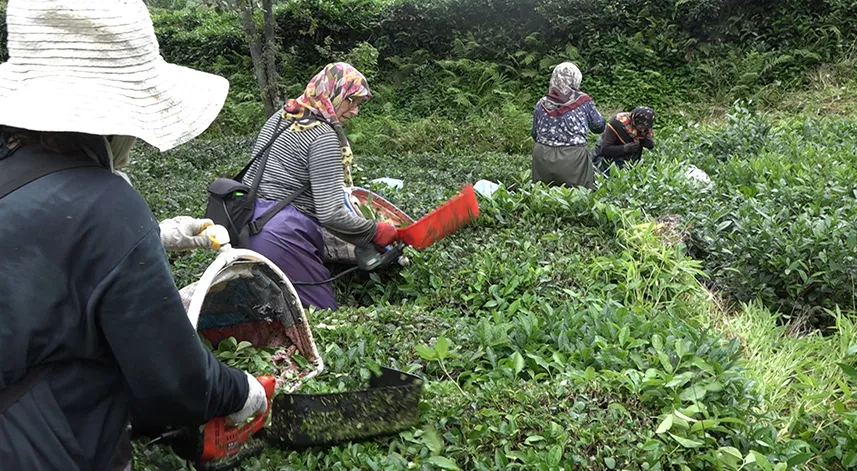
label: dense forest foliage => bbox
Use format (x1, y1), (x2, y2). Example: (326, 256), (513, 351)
(4, 0), (854, 136)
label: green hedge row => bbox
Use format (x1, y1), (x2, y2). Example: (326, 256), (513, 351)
(2, 0), (856, 129)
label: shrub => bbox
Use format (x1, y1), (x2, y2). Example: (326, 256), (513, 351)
(129, 138), (855, 470)
(598, 103), (857, 325)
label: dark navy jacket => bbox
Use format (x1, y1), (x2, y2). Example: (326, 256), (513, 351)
(0, 144), (248, 470)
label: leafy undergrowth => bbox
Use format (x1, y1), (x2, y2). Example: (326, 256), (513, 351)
(709, 302), (857, 468)
(596, 102), (857, 327)
(129, 109), (856, 470)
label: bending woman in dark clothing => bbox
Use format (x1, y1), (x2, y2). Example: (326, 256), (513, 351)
(241, 63), (399, 312)
(593, 106), (656, 172)
(530, 62), (606, 190)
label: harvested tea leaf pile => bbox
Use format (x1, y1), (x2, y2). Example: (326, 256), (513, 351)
(132, 107), (857, 471)
(354, 193), (410, 227)
(200, 336), (279, 376)
(201, 336), (318, 386)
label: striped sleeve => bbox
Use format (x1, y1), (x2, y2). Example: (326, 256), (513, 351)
(306, 130), (377, 247)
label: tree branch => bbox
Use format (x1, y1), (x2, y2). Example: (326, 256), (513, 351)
(237, 0), (273, 116)
(262, 0), (281, 110)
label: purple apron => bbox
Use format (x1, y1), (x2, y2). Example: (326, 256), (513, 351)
(246, 200), (337, 311)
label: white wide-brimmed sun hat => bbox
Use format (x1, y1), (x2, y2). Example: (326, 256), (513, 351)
(0, 0), (229, 152)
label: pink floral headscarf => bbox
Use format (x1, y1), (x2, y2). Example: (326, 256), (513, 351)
(282, 62), (372, 186)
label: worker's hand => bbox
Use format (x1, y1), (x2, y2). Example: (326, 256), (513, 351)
(373, 222), (400, 248)
(623, 141), (641, 154)
(226, 372), (269, 427)
(159, 216), (220, 252)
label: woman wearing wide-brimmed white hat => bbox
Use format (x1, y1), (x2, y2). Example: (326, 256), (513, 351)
(0, 1), (268, 470)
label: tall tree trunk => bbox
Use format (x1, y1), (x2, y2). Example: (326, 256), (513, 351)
(238, 1), (274, 116)
(261, 0), (280, 111)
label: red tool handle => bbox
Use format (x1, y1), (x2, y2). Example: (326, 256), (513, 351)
(200, 375), (276, 461)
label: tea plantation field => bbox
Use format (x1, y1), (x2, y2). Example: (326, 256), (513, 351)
(131, 105), (857, 470)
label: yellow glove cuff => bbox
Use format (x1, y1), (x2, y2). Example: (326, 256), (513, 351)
(196, 221), (214, 235)
(207, 234), (221, 251)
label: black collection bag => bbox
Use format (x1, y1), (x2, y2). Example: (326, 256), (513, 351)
(204, 116), (309, 248)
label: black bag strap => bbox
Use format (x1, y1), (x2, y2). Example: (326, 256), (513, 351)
(0, 364), (53, 414)
(248, 181), (310, 236)
(235, 114), (286, 186)
(239, 115), (311, 236)
(1, 146), (100, 199)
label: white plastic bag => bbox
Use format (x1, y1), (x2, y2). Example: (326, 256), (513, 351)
(474, 179), (501, 198)
(684, 165), (711, 184)
(371, 177), (404, 190)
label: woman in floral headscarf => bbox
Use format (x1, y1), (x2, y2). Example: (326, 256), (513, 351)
(240, 63), (398, 311)
(530, 62), (606, 190)
(593, 106), (656, 173)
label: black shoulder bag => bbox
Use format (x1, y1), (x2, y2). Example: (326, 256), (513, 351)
(204, 116), (310, 248)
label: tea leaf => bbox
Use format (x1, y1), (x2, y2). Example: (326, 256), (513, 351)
(656, 414), (674, 434)
(426, 456), (459, 470)
(435, 337), (450, 360)
(416, 344), (437, 361)
(422, 426), (443, 455)
(511, 352), (525, 375)
(669, 433), (703, 448)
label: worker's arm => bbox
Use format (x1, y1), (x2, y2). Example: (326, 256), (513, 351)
(91, 223), (249, 428)
(531, 103), (540, 141)
(599, 125), (638, 158)
(640, 132), (655, 149)
(584, 99), (606, 134)
(307, 129), (376, 247)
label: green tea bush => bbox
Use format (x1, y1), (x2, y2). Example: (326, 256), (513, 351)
(69, 0), (849, 135)
(129, 127), (855, 469)
(709, 166), (857, 322)
(132, 103), (857, 324)
(696, 101), (774, 162)
(598, 104), (857, 325)
(347, 103), (534, 155)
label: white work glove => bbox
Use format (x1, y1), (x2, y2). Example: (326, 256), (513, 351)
(226, 372), (269, 427)
(159, 216), (219, 252)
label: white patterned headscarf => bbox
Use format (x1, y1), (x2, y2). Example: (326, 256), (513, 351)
(548, 62), (583, 103)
